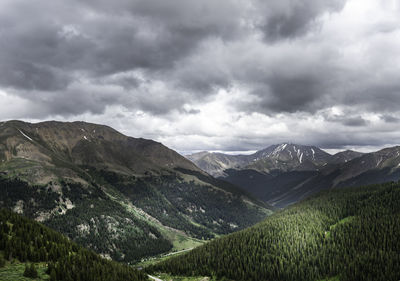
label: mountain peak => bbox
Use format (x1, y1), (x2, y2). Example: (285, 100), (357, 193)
(250, 143), (331, 172)
(0, 120), (201, 180)
(187, 143), (334, 176)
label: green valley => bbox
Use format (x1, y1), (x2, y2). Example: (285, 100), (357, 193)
(148, 181), (400, 281)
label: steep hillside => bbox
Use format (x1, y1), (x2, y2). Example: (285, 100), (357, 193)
(187, 143), (334, 177)
(329, 150), (363, 165)
(248, 143), (331, 173)
(0, 208), (148, 281)
(186, 152), (248, 177)
(0, 120), (199, 177)
(0, 120), (271, 263)
(267, 146), (400, 207)
(332, 146), (400, 186)
(189, 144), (400, 208)
(149, 182), (400, 281)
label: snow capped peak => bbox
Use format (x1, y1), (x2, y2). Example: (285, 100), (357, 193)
(252, 143), (332, 170)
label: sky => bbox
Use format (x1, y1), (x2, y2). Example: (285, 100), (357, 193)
(0, 0), (400, 154)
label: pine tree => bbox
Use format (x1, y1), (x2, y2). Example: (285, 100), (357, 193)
(0, 256), (5, 268)
(50, 268), (57, 281)
(30, 263), (38, 278)
(23, 263), (38, 278)
(23, 264), (30, 277)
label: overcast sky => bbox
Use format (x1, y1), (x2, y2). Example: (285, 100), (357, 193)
(1, 0), (400, 154)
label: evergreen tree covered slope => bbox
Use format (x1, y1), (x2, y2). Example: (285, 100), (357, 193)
(149, 182), (400, 281)
(0, 208), (148, 281)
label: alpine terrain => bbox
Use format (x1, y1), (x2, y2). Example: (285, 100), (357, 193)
(188, 143), (400, 207)
(0, 120), (271, 263)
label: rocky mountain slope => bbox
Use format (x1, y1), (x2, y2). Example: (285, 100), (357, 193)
(328, 150), (364, 165)
(0, 120), (271, 263)
(187, 152), (249, 177)
(187, 143), (348, 176)
(248, 143), (332, 173)
(264, 146), (400, 207)
(187, 144), (400, 207)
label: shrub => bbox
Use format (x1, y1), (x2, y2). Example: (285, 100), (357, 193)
(23, 263), (38, 278)
(0, 256), (5, 267)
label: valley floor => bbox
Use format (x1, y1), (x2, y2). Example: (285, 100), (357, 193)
(149, 273), (213, 281)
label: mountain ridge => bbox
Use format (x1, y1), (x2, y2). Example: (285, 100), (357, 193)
(187, 143), (400, 207)
(1, 120), (201, 176)
(187, 143), (362, 176)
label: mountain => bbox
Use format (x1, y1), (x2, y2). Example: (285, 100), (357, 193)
(224, 146), (400, 207)
(186, 152), (248, 177)
(148, 182), (400, 281)
(247, 143), (332, 173)
(329, 150), (364, 165)
(0, 120), (271, 263)
(0, 208), (148, 281)
(269, 146), (400, 206)
(0, 120), (198, 177)
(187, 144), (400, 208)
(331, 146), (400, 187)
(187, 143), (335, 177)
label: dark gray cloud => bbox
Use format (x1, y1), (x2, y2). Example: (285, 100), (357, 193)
(0, 0), (347, 95)
(0, 0), (249, 117)
(344, 80), (400, 113)
(381, 115), (400, 123)
(255, 0), (347, 40)
(251, 74), (328, 113)
(329, 115), (369, 127)
(0, 60), (69, 91)
(1, 0), (400, 152)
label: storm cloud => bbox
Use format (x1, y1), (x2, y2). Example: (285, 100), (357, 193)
(0, 0), (400, 152)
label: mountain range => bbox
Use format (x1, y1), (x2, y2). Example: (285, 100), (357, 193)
(0, 120), (271, 263)
(187, 143), (365, 176)
(187, 143), (400, 207)
(1, 120), (400, 281)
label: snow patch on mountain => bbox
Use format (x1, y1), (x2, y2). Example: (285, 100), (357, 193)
(18, 129), (33, 141)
